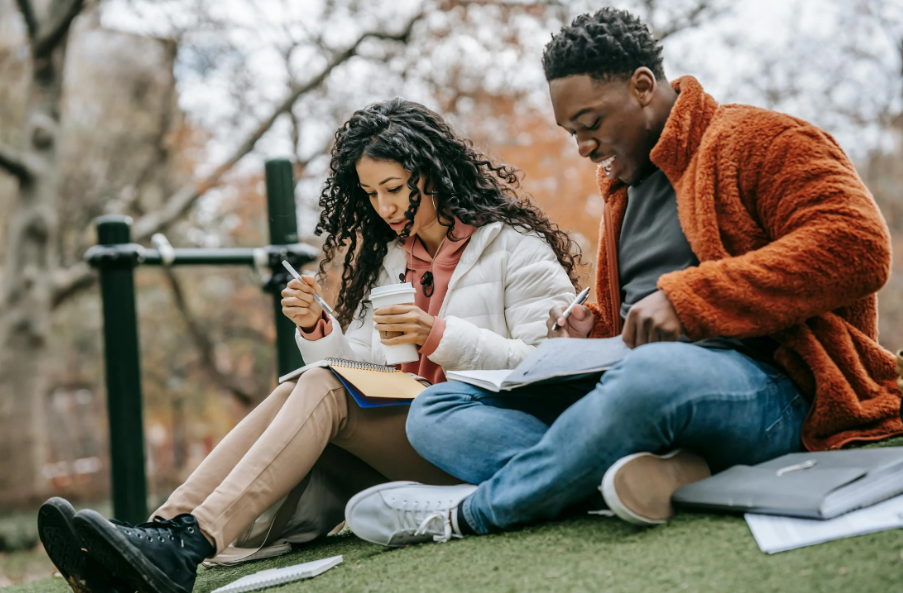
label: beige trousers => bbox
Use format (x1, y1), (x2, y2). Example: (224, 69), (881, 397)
(151, 367), (456, 554)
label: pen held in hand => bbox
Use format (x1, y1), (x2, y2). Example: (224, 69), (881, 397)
(282, 260), (334, 316)
(552, 287), (591, 332)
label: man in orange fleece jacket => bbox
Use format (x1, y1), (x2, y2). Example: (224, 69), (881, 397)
(344, 8), (902, 543)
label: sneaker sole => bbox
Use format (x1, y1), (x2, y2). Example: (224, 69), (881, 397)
(601, 450), (710, 526)
(344, 481), (420, 547)
(74, 510), (188, 593)
(38, 498), (94, 593)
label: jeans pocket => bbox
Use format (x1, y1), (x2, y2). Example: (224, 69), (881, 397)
(764, 390), (809, 454)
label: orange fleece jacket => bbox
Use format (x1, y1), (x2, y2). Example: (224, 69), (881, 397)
(588, 76), (901, 451)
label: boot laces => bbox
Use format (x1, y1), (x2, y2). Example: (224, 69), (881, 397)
(114, 516), (187, 547)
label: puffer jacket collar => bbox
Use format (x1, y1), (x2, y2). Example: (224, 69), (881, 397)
(379, 221), (504, 308)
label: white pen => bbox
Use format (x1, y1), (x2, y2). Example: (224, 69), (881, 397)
(552, 287), (591, 332)
(282, 260), (334, 315)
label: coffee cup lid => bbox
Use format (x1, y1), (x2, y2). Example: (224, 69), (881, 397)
(371, 282), (415, 297)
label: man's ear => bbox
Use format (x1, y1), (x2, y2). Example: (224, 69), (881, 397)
(630, 67), (657, 107)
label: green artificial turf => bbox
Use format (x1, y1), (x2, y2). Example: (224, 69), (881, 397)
(9, 513), (903, 593)
(9, 436), (903, 593)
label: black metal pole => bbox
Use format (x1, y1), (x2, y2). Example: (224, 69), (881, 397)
(93, 215), (147, 525)
(264, 159), (306, 378)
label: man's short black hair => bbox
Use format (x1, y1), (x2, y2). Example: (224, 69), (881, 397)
(542, 8), (665, 82)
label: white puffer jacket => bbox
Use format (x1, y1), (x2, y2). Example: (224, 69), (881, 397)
(295, 222), (576, 371)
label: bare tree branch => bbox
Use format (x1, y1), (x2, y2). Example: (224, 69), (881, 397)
(441, 0), (565, 9)
(163, 269), (254, 407)
(34, 0), (86, 57)
(14, 0), (39, 43)
(646, 0), (727, 41)
(50, 261), (93, 308)
(49, 12), (426, 308)
(129, 11), (424, 243)
(0, 141), (38, 182)
(641, 0), (726, 42)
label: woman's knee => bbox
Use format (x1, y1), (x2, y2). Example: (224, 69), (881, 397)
(263, 380), (296, 407)
(290, 367), (344, 402)
(263, 368), (349, 424)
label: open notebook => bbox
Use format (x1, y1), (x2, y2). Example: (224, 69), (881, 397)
(446, 337), (630, 392)
(278, 358), (426, 408)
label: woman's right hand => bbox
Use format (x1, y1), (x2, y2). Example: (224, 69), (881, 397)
(281, 276), (324, 331)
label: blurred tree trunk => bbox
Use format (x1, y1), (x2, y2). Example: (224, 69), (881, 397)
(0, 0), (84, 508)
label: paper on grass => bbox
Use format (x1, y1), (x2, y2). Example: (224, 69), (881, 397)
(211, 555), (342, 593)
(745, 494), (903, 554)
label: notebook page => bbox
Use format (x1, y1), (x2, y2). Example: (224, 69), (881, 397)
(212, 555), (343, 593)
(445, 370), (513, 392)
(503, 337), (629, 387)
(745, 495), (903, 554)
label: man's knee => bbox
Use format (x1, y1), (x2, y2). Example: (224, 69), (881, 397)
(600, 342), (705, 416)
(406, 383), (470, 456)
(613, 341), (704, 388)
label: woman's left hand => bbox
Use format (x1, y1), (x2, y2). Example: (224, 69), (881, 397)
(373, 304), (434, 346)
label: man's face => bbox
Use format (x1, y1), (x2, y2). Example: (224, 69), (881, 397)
(549, 71), (658, 185)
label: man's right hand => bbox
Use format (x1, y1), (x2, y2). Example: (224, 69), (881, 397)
(281, 277), (324, 331)
(546, 304), (594, 339)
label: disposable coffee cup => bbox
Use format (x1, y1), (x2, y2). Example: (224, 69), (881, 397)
(370, 283), (420, 365)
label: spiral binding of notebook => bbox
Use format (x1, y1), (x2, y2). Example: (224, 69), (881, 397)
(325, 358), (398, 372)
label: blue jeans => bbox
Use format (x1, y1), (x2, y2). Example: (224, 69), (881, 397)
(406, 342), (808, 534)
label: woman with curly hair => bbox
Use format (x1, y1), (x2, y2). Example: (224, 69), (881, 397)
(39, 99), (579, 593)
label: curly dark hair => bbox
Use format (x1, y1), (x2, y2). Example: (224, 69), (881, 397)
(542, 8), (665, 82)
(315, 98), (581, 328)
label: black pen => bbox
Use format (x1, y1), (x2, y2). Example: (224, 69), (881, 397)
(552, 287), (591, 332)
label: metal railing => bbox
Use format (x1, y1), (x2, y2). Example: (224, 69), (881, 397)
(84, 159), (317, 524)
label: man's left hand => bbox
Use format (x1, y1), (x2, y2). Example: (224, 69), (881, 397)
(622, 290), (683, 348)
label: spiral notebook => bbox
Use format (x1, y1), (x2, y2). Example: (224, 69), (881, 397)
(278, 358), (427, 408)
(211, 555), (342, 593)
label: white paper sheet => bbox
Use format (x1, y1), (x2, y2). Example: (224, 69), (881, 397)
(212, 555), (343, 593)
(745, 495), (903, 554)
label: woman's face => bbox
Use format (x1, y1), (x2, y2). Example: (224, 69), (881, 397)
(356, 156), (439, 236)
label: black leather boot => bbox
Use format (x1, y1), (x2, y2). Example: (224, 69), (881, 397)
(74, 510), (214, 593)
(37, 498), (129, 593)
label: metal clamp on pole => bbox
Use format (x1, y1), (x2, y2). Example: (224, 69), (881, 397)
(260, 243), (320, 294)
(151, 234), (176, 266)
(84, 244), (146, 270)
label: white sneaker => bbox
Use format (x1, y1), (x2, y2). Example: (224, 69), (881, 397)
(600, 449), (710, 526)
(344, 482), (477, 547)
